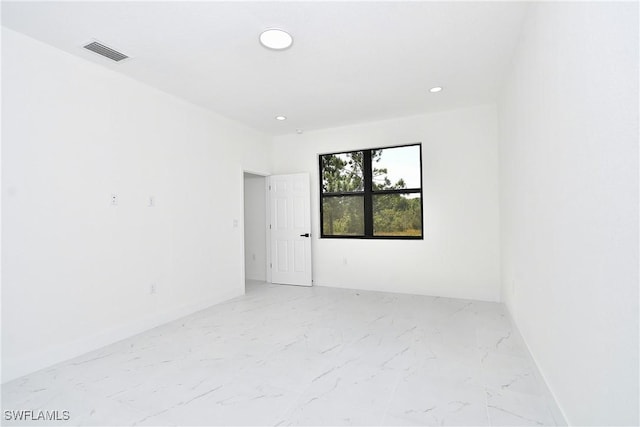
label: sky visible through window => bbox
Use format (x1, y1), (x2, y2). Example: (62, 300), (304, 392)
(375, 145), (421, 195)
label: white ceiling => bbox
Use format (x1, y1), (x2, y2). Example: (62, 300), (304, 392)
(2, 1), (527, 136)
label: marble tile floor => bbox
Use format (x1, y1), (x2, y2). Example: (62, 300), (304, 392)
(2, 281), (564, 426)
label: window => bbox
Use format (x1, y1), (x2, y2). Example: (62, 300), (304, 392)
(319, 143), (423, 239)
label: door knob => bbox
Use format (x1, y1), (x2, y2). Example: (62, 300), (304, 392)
(300, 233), (310, 237)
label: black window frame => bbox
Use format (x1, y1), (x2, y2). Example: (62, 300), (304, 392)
(319, 143), (424, 240)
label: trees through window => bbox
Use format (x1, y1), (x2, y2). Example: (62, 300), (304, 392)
(319, 143), (423, 239)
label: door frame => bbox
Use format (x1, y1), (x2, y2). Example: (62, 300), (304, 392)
(241, 169), (314, 288)
(241, 169), (271, 290)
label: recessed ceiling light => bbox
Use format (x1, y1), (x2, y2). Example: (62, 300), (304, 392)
(429, 86), (443, 93)
(275, 115), (287, 121)
(260, 29), (293, 50)
(296, 129), (304, 134)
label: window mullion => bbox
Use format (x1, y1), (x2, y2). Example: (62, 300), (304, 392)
(363, 150), (373, 236)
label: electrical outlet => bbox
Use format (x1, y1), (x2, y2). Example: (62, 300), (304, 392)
(148, 196), (155, 207)
(110, 194), (118, 206)
(150, 283), (157, 295)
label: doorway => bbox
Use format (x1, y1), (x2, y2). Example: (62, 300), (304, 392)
(243, 172), (268, 290)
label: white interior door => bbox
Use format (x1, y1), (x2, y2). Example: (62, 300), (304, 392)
(269, 173), (312, 286)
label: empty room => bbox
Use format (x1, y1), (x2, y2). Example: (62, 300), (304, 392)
(1, 1), (638, 426)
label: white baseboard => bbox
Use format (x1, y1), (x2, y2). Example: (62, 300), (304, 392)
(503, 303), (569, 426)
(2, 289), (241, 384)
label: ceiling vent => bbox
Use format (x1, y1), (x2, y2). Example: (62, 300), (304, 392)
(83, 41), (129, 62)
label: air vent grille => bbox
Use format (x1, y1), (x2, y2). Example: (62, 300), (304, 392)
(83, 41), (129, 62)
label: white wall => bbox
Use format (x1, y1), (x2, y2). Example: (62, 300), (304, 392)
(271, 105), (501, 301)
(1, 28), (271, 382)
(498, 3), (638, 425)
(243, 173), (267, 281)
